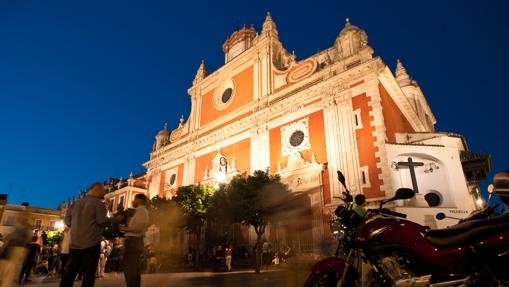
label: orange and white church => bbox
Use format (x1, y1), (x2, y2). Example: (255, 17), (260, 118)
(143, 14), (491, 251)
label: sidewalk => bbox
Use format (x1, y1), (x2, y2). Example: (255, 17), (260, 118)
(28, 268), (301, 287)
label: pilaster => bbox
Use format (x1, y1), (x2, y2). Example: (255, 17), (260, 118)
(184, 155), (196, 185)
(323, 88), (362, 202)
(250, 122), (270, 174)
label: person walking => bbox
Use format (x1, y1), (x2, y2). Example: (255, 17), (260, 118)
(19, 236), (40, 283)
(59, 182), (108, 287)
(96, 239), (109, 278)
(120, 194), (149, 287)
(0, 213), (32, 287)
(224, 245), (233, 272)
(60, 225), (70, 274)
(48, 243), (60, 276)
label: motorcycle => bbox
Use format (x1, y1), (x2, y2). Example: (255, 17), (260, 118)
(304, 171), (509, 287)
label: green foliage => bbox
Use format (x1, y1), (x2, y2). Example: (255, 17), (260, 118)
(208, 184), (234, 224)
(175, 184), (216, 233)
(46, 230), (64, 246)
(226, 170), (291, 242)
(175, 184), (216, 268)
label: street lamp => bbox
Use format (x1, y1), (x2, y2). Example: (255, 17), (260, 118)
(54, 220), (65, 230)
(214, 156), (228, 184)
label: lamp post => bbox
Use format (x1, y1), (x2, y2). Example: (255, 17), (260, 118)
(214, 156), (229, 239)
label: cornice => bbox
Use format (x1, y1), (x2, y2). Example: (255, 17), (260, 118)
(378, 67), (427, 132)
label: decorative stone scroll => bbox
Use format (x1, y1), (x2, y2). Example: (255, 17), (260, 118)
(286, 59), (317, 84)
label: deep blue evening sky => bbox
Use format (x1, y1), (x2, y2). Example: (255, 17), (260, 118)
(0, 1), (507, 209)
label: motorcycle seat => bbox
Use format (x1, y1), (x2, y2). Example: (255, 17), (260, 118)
(425, 213), (509, 247)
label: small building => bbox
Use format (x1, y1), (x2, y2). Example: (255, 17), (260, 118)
(103, 172), (148, 213)
(0, 202), (63, 237)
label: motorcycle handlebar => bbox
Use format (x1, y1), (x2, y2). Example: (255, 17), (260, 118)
(380, 208), (407, 218)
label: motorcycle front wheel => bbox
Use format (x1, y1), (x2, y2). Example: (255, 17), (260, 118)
(303, 271), (359, 287)
(303, 272), (337, 287)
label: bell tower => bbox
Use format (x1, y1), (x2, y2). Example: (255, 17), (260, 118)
(222, 24), (257, 63)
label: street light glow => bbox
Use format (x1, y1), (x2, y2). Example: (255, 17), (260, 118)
(54, 220), (65, 230)
(215, 171), (226, 183)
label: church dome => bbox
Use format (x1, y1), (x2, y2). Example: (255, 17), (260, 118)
(334, 18), (369, 59)
(157, 129), (170, 137)
(153, 123), (170, 151)
(339, 18), (362, 36)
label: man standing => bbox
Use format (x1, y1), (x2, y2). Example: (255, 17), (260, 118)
(120, 194), (149, 287)
(59, 182), (108, 287)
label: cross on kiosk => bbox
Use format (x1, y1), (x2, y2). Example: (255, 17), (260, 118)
(397, 157), (424, 193)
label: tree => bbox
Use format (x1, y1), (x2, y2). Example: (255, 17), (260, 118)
(175, 184), (216, 267)
(207, 184), (235, 244)
(227, 170), (291, 272)
(46, 230), (64, 246)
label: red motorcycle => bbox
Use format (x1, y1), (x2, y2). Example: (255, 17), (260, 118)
(304, 171), (509, 287)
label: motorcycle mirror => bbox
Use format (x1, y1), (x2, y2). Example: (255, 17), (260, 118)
(337, 171), (346, 188)
(436, 212), (446, 220)
(393, 188), (415, 200)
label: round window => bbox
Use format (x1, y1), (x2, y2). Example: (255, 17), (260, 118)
(424, 192), (441, 207)
(170, 174), (177, 185)
(221, 88), (233, 104)
(289, 130), (305, 147)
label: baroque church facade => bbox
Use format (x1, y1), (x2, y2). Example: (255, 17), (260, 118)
(143, 14), (490, 251)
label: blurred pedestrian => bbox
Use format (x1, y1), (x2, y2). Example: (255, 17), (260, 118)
(60, 225), (70, 274)
(120, 194), (149, 287)
(48, 243), (60, 276)
(96, 239), (109, 278)
(187, 248), (194, 269)
(41, 231), (48, 246)
(59, 182), (108, 287)
(35, 230), (43, 247)
(19, 236), (40, 283)
(262, 240), (271, 265)
(0, 213), (32, 287)
(147, 251), (157, 273)
(224, 245), (233, 272)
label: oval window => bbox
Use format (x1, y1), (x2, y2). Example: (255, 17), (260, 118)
(170, 174), (177, 185)
(221, 88), (233, 104)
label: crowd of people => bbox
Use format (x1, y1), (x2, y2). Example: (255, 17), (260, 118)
(0, 183), (151, 287)
(0, 182), (298, 286)
(189, 240), (292, 273)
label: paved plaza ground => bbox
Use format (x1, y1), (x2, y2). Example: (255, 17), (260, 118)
(24, 268), (308, 287)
